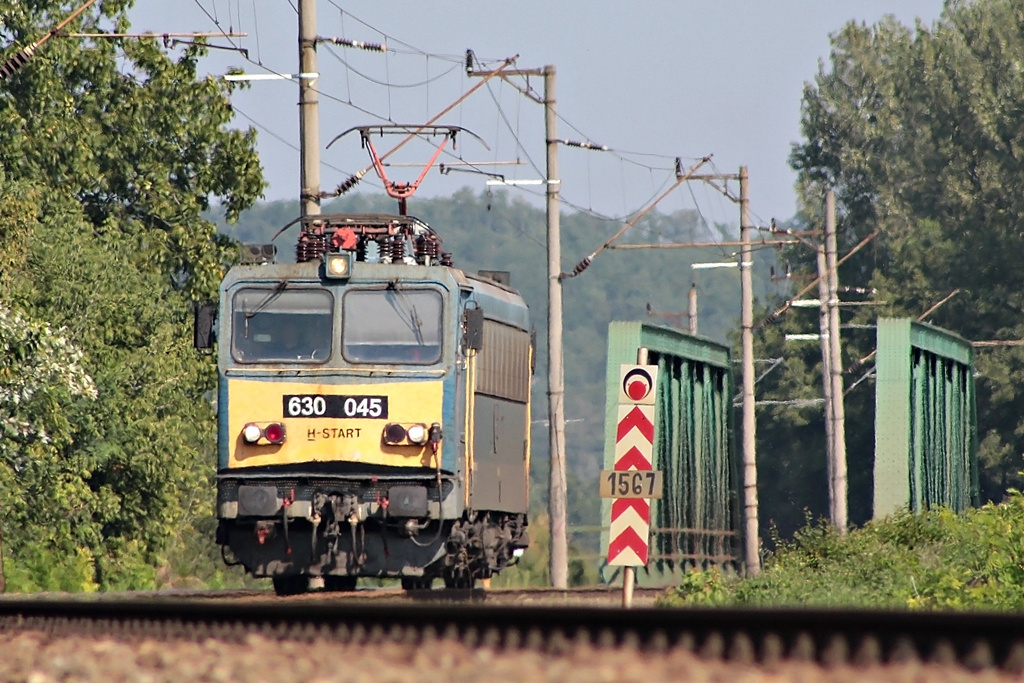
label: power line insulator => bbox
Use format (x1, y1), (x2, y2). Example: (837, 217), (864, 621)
(322, 174), (362, 198)
(335, 174), (361, 195)
(561, 139), (608, 151)
(559, 256), (592, 280)
(318, 36), (386, 52)
(0, 46), (36, 80)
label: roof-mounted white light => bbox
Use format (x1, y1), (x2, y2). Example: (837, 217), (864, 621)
(325, 252), (353, 279)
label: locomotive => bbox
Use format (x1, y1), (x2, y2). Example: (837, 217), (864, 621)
(197, 210), (533, 595)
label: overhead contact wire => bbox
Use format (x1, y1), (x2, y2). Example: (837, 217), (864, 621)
(560, 155), (713, 280)
(322, 56), (519, 198)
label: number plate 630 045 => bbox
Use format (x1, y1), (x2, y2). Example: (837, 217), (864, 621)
(283, 394), (389, 419)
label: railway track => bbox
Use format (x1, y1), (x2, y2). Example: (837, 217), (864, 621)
(109, 585), (667, 606)
(1, 591), (1024, 680)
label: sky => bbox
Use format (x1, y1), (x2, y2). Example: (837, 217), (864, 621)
(127, 1), (946, 229)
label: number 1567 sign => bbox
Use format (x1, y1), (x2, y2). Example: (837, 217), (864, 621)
(600, 470), (663, 499)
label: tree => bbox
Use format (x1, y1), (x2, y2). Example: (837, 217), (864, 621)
(0, 1), (265, 590)
(1, 0), (264, 299)
(783, 0), (1024, 516)
(0, 179), (224, 590)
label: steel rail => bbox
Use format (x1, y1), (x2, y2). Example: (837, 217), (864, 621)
(0, 596), (1023, 670)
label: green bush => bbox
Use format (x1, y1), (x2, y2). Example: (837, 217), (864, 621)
(660, 492), (1024, 611)
(3, 545), (98, 594)
(661, 567), (732, 607)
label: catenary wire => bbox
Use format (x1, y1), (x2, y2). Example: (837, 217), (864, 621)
(324, 1), (498, 62)
(194, 0), (652, 221)
(232, 105), (368, 181)
(321, 43), (459, 88)
(250, 0), (261, 64)
(687, 181), (730, 258)
(467, 55), (704, 225)
(196, 0), (782, 241)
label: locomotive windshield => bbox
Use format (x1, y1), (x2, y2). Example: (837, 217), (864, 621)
(342, 288), (443, 364)
(231, 287), (334, 363)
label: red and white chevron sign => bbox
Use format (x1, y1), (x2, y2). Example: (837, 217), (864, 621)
(607, 364), (658, 567)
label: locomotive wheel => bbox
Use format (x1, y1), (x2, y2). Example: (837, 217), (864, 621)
(323, 575), (358, 592)
(442, 573), (476, 590)
(400, 577), (434, 591)
(272, 575), (309, 596)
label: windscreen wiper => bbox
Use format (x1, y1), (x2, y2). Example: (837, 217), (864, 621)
(242, 281), (289, 337)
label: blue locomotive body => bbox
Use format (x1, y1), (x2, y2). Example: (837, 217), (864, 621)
(209, 214), (531, 594)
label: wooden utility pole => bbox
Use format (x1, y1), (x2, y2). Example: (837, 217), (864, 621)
(298, 0), (320, 217)
(739, 167), (760, 575)
(544, 66), (569, 589)
(825, 191), (847, 532)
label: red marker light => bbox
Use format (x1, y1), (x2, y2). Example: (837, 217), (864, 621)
(383, 423), (407, 445)
(264, 422), (286, 444)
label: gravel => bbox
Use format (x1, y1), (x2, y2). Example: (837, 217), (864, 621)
(0, 628), (1019, 683)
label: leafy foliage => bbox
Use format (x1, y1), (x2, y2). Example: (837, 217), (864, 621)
(0, 1), (264, 590)
(0, 181), (226, 591)
(0, 0), (264, 299)
(0, 293), (100, 592)
(661, 493), (1024, 611)
(658, 565), (732, 607)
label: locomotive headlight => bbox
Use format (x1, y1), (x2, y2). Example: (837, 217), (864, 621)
(325, 252), (352, 279)
(383, 422), (434, 446)
(242, 423), (263, 444)
(406, 423), (428, 445)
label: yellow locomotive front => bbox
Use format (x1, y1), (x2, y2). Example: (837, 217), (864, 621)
(203, 214), (531, 595)
(225, 284), (446, 471)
